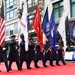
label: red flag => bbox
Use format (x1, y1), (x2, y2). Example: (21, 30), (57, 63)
(32, 3), (44, 52)
(0, 1), (5, 47)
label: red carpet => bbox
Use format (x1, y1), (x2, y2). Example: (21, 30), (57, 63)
(0, 61), (75, 75)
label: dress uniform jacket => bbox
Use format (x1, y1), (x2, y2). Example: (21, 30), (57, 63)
(34, 43), (41, 60)
(20, 41), (29, 61)
(28, 42), (35, 60)
(8, 40), (19, 61)
(0, 43), (8, 62)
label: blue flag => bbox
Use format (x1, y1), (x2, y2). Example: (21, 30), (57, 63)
(49, 10), (56, 50)
(42, 7), (51, 51)
(70, 22), (75, 41)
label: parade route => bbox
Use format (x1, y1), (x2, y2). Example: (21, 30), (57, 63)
(0, 61), (75, 75)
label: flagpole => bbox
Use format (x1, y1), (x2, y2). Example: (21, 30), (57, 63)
(18, 19), (21, 45)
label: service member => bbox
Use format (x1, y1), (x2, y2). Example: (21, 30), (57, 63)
(0, 42), (10, 72)
(28, 38), (40, 68)
(20, 34), (31, 69)
(8, 35), (21, 70)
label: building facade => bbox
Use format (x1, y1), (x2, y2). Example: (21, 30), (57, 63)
(2, 0), (75, 41)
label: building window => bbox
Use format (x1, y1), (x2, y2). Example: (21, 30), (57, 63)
(14, 22), (18, 34)
(28, 14), (34, 30)
(53, 1), (63, 19)
(5, 0), (17, 20)
(6, 0), (9, 8)
(6, 12), (10, 20)
(14, 0), (17, 5)
(10, 0), (13, 7)
(14, 9), (17, 17)
(10, 10), (13, 18)
(6, 26), (10, 36)
(10, 24), (14, 35)
(71, 0), (75, 18)
(6, 22), (18, 36)
(27, 0), (38, 8)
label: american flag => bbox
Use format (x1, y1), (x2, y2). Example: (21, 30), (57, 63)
(0, 1), (5, 47)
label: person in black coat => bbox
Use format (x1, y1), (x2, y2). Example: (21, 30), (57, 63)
(33, 41), (40, 68)
(35, 41), (48, 67)
(48, 45), (55, 66)
(0, 42), (10, 72)
(20, 34), (31, 69)
(28, 38), (40, 68)
(56, 39), (66, 66)
(8, 35), (21, 70)
(56, 46), (66, 66)
(44, 43), (55, 66)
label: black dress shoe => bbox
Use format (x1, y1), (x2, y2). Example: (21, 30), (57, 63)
(50, 64), (55, 66)
(7, 69), (11, 72)
(56, 64), (61, 66)
(44, 65), (48, 67)
(9, 68), (12, 70)
(63, 63), (66, 65)
(27, 67), (31, 69)
(35, 65), (40, 68)
(18, 68), (22, 70)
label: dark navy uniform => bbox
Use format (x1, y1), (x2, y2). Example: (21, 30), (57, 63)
(8, 35), (20, 70)
(28, 39), (40, 68)
(34, 42), (41, 68)
(45, 45), (55, 66)
(48, 47), (55, 66)
(56, 47), (66, 65)
(20, 40), (30, 69)
(0, 43), (10, 72)
(35, 42), (47, 67)
(28, 39), (35, 67)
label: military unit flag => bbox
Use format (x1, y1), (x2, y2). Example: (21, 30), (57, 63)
(32, 3), (44, 52)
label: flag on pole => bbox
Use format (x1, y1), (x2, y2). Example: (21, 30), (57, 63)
(32, 2), (44, 52)
(42, 7), (50, 51)
(0, 0), (5, 47)
(70, 22), (75, 42)
(57, 12), (67, 51)
(44, 0), (53, 20)
(49, 10), (56, 50)
(20, 0), (28, 51)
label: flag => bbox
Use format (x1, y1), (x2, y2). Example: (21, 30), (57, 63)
(32, 3), (44, 52)
(44, 0), (53, 20)
(20, 0), (28, 51)
(70, 22), (75, 42)
(42, 7), (50, 51)
(65, 16), (70, 46)
(49, 10), (56, 50)
(57, 12), (67, 51)
(0, 0), (5, 47)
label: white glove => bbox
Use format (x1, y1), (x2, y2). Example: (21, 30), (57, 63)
(16, 47), (18, 49)
(2, 48), (6, 51)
